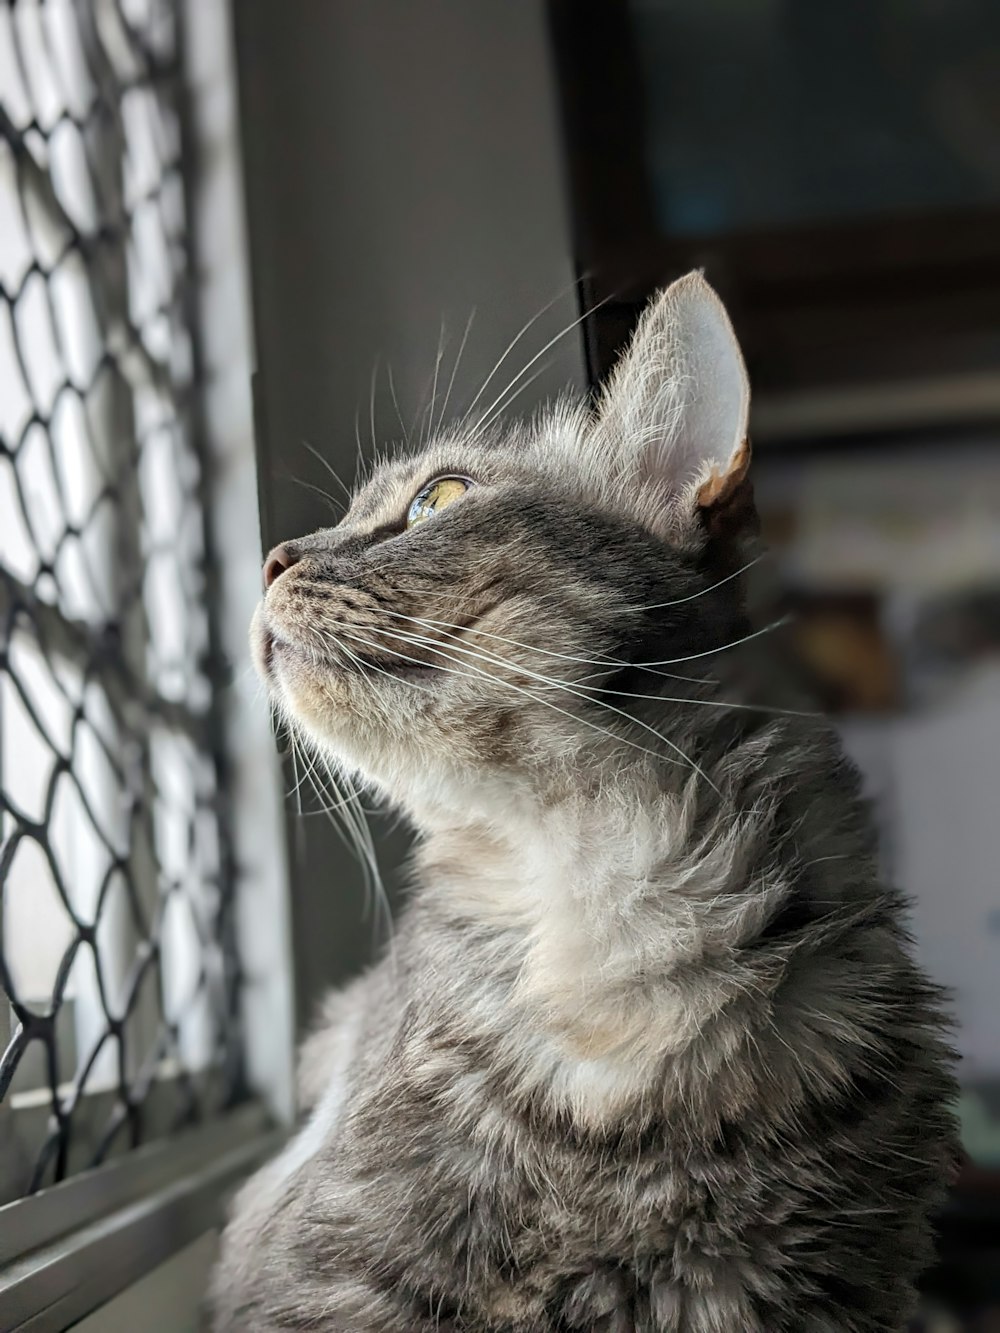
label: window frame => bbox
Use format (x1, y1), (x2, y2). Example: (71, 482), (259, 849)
(1, 0), (293, 1317)
(546, 0), (1000, 445)
(5, 0), (591, 1317)
(1, 0), (247, 1174)
(0, 1103), (280, 1333)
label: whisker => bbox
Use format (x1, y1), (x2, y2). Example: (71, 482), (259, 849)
(288, 472), (342, 517)
(386, 363), (409, 445)
(344, 576), (758, 684)
(283, 639), (382, 868)
(461, 286), (570, 426)
(459, 280), (582, 428)
(332, 761), (394, 951)
(633, 616), (792, 667)
(376, 603), (712, 686)
(292, 717), (394, 956)
(288, 729), (305, 814)
(361, 622), (722, 791)
(585, 682), (816, 718)
(434, 307), (476, 438)
(474, 364), (552, 436)
(301, 439), (353, 505)
(328, 624), (680, 771)
(378, 614), (815, 719)
(469, 294), (611, 435)
(630, 554), (766, 612)
(342, 621), (718, 791)
(328, 625), (441, 698)
(353, 407), (365, 486)
(286, 732), (321, 800)
(369, 353), (381, 456)
(423, 318), (446, 447)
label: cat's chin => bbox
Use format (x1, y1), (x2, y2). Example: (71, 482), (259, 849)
(252, 604), (441, 694)
(249, 605), (441, 757)
(262, 629), (436, 690)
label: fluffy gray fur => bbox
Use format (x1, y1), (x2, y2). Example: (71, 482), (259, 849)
(211, 275), (957, 1331)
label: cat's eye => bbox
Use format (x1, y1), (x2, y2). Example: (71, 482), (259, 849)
(406, 476), (471, 528)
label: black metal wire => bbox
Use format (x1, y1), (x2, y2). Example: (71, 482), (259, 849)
(0, 0), (242, 1198)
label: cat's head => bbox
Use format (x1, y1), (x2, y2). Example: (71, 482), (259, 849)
(252, 273), (754, 819)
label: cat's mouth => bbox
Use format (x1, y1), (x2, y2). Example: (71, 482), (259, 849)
(259, 621), (439, 682)
(256, 593), (508, 696)
(335, 644), (439, 680)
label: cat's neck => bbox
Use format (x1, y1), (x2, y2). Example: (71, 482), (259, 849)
(412, 767), (778, 1109)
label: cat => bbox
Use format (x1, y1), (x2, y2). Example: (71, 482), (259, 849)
(210, 273), (957, 1332)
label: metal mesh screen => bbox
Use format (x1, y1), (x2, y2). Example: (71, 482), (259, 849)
(0, 0), (242, 1202)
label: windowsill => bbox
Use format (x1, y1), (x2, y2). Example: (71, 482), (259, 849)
(0, 1103), (282, 1332)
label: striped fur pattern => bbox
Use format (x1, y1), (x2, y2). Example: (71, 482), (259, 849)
(211, 275), (957, 1331)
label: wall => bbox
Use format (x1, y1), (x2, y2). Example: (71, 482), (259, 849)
(233, 0), (587, 1027)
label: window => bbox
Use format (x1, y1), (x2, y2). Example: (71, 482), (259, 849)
(0, 0), (242, 1204)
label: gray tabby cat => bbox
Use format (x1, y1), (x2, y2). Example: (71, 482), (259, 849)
(211, 274), (957, 1332)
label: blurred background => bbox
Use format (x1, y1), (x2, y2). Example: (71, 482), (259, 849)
(1, 1), (998, 1327)
(552, 5), (1000, 1326)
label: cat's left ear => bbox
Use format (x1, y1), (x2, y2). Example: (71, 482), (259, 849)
(594, 271), (752, 542)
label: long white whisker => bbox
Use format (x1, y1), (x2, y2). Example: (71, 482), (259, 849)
(375, 603), (710, 685)
(327, 759), (394, 954)
(459, 281), (581, 427)
(377, 613), (816, 719)
(293, 717), (394, 956)
(327, 624), (679, 770)
(353, 408), (365, 486)
(344, 622), (718, 791)
(296, 634), (407, 949)
(470, 296), (610, 435)
(369, 354), (381, 456)
(286, 729), (326, 801)
(289, 473), (342, 517)
(301, 439), (353, 505)
(633, 555), (765, 611)
(286, 688), (375, 874)
(633, 617), (792, 667)
(423, 320), (446, 447)
(358, 622), (720, 790)
(386, 363), (409, 444)
(474, 364), (552, 436)
(288, 730), (305, 815)
(367, 565), (769, 677)
(434, 307), (476, 437)
(327, 625), (440, 697)
(291, 728), (360, 856)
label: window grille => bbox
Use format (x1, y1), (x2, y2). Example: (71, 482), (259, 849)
(0, 0), (242, 1205)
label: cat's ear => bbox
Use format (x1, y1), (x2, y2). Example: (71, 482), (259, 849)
(594, 271), (752, 541)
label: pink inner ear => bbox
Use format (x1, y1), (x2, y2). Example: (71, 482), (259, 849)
(696, 437), (758, 543)
(697, 437), (751, 511)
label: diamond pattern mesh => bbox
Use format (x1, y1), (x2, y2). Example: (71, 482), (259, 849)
(0, 0), (242, 1201)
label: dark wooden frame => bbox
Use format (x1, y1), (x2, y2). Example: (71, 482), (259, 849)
(546, 0), (1000, 432)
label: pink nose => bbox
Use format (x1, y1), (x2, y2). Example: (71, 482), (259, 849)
(263, 543), (298, 589)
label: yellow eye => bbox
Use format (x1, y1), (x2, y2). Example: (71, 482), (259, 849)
(406, 476), (470, 527)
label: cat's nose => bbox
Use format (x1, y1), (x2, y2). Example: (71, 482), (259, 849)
(263, 543), (299, 589)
